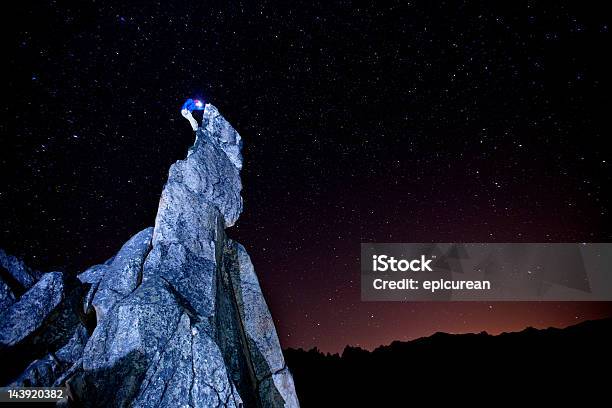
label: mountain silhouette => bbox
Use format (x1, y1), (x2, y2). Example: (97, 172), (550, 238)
(284, 318), (612, 406)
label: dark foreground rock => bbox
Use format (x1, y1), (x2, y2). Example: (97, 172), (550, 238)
(0, 269), (83, 385)
(0, 248), (43, 292)
(1, 104), (299, 407)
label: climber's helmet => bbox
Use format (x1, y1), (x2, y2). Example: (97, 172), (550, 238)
(181, 98), (205, 113)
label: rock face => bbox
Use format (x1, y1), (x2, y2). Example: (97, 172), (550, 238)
(0, 104), (299, 407)
(0, 248), (43, 291)
(0, 272), (66, 347)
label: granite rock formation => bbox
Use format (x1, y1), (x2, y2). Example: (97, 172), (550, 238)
(0, 104), (299, 408)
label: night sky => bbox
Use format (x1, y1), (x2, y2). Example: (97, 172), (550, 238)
(3, 1), (612, 353)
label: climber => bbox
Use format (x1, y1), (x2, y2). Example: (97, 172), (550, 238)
(181, 98), (205, 131)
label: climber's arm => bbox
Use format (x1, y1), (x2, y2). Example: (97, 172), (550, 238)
(181, 109), (199, 131)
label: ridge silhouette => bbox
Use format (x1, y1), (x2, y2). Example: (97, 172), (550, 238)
(284, 318), (612, 406)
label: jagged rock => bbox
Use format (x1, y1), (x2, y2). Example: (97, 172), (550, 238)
(55, 325), (89, 370)
(78, 227), (153, 321)
(0, 249), (43, 319)
(78, 264), (106, 316)
(2, 104), (298, 407)
(0, 272), (65, 347)
(199, 104), (243, 170)
(224, 240), (300, 408)
(77, 264), (106, 285)
(0, 248), (41, 290)
(0, 279), (15, 313)
(0, 270), (83, 385)
(10, 324), (89, 387)
(77, 278), (186, 406)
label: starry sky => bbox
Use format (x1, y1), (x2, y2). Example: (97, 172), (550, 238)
(3, 1), (612, 353)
